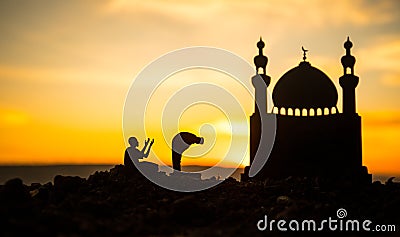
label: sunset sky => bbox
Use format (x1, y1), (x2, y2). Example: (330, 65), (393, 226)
(0, 0), (399, 175)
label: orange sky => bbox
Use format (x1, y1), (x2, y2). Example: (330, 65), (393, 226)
(0, 0), (399, 175)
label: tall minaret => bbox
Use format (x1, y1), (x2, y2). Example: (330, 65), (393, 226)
(252, 37), (271, 115)
(339, 37), (359, 114)
(249, 38), (271, 165)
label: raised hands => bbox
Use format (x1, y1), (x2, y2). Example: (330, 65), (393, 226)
(144, 138), (151, 147)
(142, 138), (154, 158)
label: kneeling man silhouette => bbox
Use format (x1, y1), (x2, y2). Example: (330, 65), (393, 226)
(124, 137), (154, 169)
(172, 132), (204, 171)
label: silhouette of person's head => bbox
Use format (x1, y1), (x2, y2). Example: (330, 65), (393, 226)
(128, 137), (139, 147)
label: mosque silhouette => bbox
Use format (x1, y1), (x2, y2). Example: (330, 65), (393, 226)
(243, 37), (372, 184)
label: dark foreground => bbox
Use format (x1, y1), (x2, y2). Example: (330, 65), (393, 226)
(0, 165), (399, 237)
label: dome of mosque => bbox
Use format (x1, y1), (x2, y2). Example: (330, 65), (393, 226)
(272, 61), (338, 109)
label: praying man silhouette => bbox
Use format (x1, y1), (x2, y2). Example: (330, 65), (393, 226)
(124, 137), (154, 169)
(172, 132), (204, 171)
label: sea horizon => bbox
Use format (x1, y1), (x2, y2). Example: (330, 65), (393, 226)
(0, 164), (250, 184)
(1, 164), (398, 185)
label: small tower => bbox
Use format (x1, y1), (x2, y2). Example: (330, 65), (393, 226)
(249, 38), (271, 165)
(251, 37), (271, 115)
(339, 37), (359, 114)
(254, 37), (268, 75)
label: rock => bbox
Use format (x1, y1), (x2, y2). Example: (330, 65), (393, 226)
(53, 175), (86, 202)
(386, 177), (400, 187)
(30, 182), (41, 190)
(1, 178), (31, 205)
(31, 185), (51, 203)
(170, 195), (215, 226)
(276, 195), (291, 205)
(54, 175), (86, 190)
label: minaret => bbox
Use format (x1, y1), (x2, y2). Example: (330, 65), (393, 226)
(250, 38), (271, 165)
(339, 37), (359, 114)
(252, 37), (271, 115)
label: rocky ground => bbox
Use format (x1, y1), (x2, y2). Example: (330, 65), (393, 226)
(0, 165), (399, 237)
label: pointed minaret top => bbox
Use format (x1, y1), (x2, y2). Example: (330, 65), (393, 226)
(254, 37), (268, 74)
(341, 36), (356, 75)
(344, 36), (353, 50)
(257, 37), (265, 50)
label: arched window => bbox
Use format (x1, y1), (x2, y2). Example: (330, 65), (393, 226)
(280, 107), (286, 115)
(309, 108), (315, 116)
(295, 108), (301, 116)
(331, 107), (337, 114)
(324, 108), (330, 115)
(317, 108), (322, 116)
(288, 108), (293, 116)
(273, 107), (279, 114)
(302, 108), (308, 116)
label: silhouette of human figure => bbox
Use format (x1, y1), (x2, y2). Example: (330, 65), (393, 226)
(172, 132), (204, 171)
(124, 137), (154, 169)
